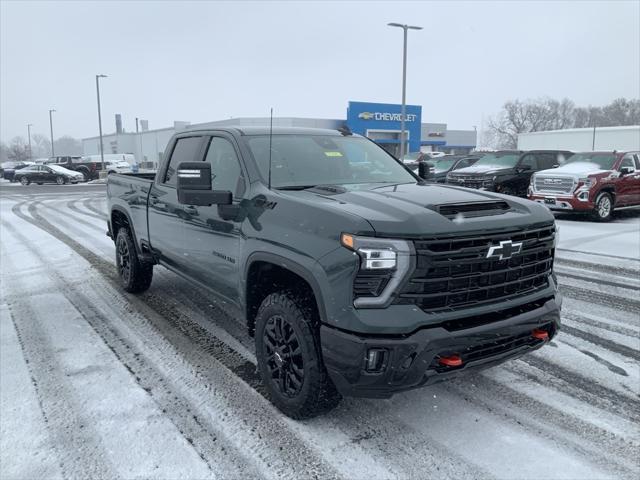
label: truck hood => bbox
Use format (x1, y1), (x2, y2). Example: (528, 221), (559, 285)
(536, 162), (612, 177)
(283, 183), (553, 237)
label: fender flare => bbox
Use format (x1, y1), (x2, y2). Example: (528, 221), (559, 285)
(244, 251), (328, 323)
(110, 206), (144, 255)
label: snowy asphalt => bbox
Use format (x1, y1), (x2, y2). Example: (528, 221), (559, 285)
(1, 181), (639, 479)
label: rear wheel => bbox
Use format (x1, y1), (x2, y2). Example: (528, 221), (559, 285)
(78, 168), (90, 181)
(593, 192), (613, 222)
(255, 291), (341, 419)
(55, 176), (66, 185)
(115, 228), (153, 293)
(20, 177), (30, 186)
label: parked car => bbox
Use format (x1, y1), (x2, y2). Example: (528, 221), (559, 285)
(47, 155), (131, 180)
(107, 127), (560, 419)
(14, 164), (84, 185)
(446, 150), (573, 197)
(424, 154), (483, 183)
(1, 161), (32, 182)
(529, 151), (640, 221)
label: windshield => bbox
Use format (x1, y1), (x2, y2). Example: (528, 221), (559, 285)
(432, 158), (458, 172)
(472, 152), (521, 168)
(563, 153), (617, 170)
(244, 135), (416, 188)
(48, 165), (70, 173)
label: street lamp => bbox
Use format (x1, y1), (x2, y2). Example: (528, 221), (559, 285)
(387, 22), (422, 161)
(27, 123), (33, 161)
(48, 109), (56, 158)
(96, 74), (108, 173)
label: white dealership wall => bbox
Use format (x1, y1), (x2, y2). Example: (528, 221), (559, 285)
(517, 125), (640, 151)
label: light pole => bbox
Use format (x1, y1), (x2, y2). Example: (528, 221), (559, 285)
(27, 123), (33, 161)
(388, 22), (422, 161)
(96, 74), (108, 173)
(48, 109), (56, 158)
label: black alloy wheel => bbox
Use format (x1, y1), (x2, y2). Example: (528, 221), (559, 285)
(263, 314), (305, 398)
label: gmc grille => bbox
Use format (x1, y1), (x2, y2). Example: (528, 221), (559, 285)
(395, 224), (555, 313)
(534, 176), (575, 194)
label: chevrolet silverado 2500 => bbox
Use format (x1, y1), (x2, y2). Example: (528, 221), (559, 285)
(107, 127), (561, 418)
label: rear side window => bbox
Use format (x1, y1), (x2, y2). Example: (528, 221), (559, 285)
(163, 136), (203, 186)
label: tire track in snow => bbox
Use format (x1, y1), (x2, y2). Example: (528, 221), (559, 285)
(18, 198), (496, 479)
(559, 284), (640, 315)
(2, 216), (344, 480)
(67, 198), (105, 221)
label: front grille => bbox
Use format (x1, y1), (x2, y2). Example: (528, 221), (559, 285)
(447, 175), (493, 189)
(396, 224), (555, 313)
(534, 176), (575, 194)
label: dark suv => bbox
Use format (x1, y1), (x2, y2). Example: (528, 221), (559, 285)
(421, 154), (483, 183)
(446, 150), (573, 197)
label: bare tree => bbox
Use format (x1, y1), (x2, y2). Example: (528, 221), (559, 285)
(7, 137), (30, 162)
(488, 97), (639, 148)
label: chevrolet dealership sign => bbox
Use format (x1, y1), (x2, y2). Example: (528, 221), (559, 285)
(358, 111), (418, 122)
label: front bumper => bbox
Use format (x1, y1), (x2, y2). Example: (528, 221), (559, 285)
(321, 295), (561, 398)
(529, 193), (594, 212)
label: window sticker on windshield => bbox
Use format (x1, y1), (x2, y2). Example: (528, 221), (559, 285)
(324, 151), (343, 157)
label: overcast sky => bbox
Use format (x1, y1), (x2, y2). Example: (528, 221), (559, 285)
(1, 0), (639, 142)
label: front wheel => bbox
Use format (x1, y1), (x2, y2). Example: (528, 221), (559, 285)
(593, 192), (613, 222)
(115, 228), (153, 293)
(55, 176), (66, 185)
(19, 177), (30, 186)
(255, 291), (341, 419)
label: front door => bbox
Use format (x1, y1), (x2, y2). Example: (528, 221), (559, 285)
(147, 135), (206, 269)
(616, 153), (640, 206)
(180, 134), (247, 303)
(41, 166), (56, 183)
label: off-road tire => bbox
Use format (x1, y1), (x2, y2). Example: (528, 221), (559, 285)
(78, 168), (90, 181)
(115, 227), (153, 293)
(255, 290), (341, 419)
(593, 192), (613, 222)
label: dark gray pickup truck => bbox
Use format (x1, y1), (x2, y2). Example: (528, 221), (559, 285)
(107, 126), (561, 418)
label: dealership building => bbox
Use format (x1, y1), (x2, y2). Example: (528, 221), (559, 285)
(82, 101), (477, 168)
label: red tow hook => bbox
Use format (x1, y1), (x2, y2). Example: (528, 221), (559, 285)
(438, 354), (463, 367)
(532, 328), (549, 341)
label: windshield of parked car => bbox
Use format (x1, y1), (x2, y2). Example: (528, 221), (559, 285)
(432, 158), (459, 172)
(472, 152), (521, 168)
(244, 134), (416, 188)
(563, 153), (617, 170)
(48, 164), (72, 174)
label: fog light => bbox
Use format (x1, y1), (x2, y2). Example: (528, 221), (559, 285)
(365, 348), (387, 372)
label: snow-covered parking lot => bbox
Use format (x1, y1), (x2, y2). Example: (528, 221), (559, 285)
(1, 183), (639, 479)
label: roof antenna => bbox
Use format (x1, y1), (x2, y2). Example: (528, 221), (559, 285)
(268, 107), (273, 190)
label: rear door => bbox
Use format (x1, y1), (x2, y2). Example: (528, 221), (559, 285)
(515, 153), (539, 193)
(147, 135), (206, 269)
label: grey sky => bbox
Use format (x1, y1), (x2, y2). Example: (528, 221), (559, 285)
(1, 0), (639, 142)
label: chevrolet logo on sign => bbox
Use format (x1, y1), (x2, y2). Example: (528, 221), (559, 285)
(358, 112), (375, 120)
(486, 240), (523, 261)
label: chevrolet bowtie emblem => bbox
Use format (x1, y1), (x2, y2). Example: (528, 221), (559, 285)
(486, 240), (522, 260)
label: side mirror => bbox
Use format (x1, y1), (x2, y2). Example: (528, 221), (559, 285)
(176, 162), (232, 206)
(418, 161), (433, 180)
(620, 166), (634, 176)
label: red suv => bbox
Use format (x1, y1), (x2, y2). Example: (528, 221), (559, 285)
(528, 151), (640, 221)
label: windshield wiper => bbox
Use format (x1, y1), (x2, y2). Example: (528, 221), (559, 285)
(274, 185), (318, 191)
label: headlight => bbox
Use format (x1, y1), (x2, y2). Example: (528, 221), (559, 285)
(578, 177), (593, 188)
(341, 233), (414, 308)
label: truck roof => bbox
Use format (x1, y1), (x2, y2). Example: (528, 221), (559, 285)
(182, 126), (347, 136)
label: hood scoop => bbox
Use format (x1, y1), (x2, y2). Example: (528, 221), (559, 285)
(434, 201), (510, 219)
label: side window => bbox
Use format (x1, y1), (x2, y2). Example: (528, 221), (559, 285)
(203, 137), (245, 198)
(163, 136), (203, 186)
(634, 154), (640, 170)
(539, 153), (557, 170)
(519, 154), (538, 170)
(455, 159), (471, 169)
(620, 155), (636, 171)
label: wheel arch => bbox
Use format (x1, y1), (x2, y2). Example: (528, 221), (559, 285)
(110, 206), (143, 255)
(244, 252), (327, 337)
